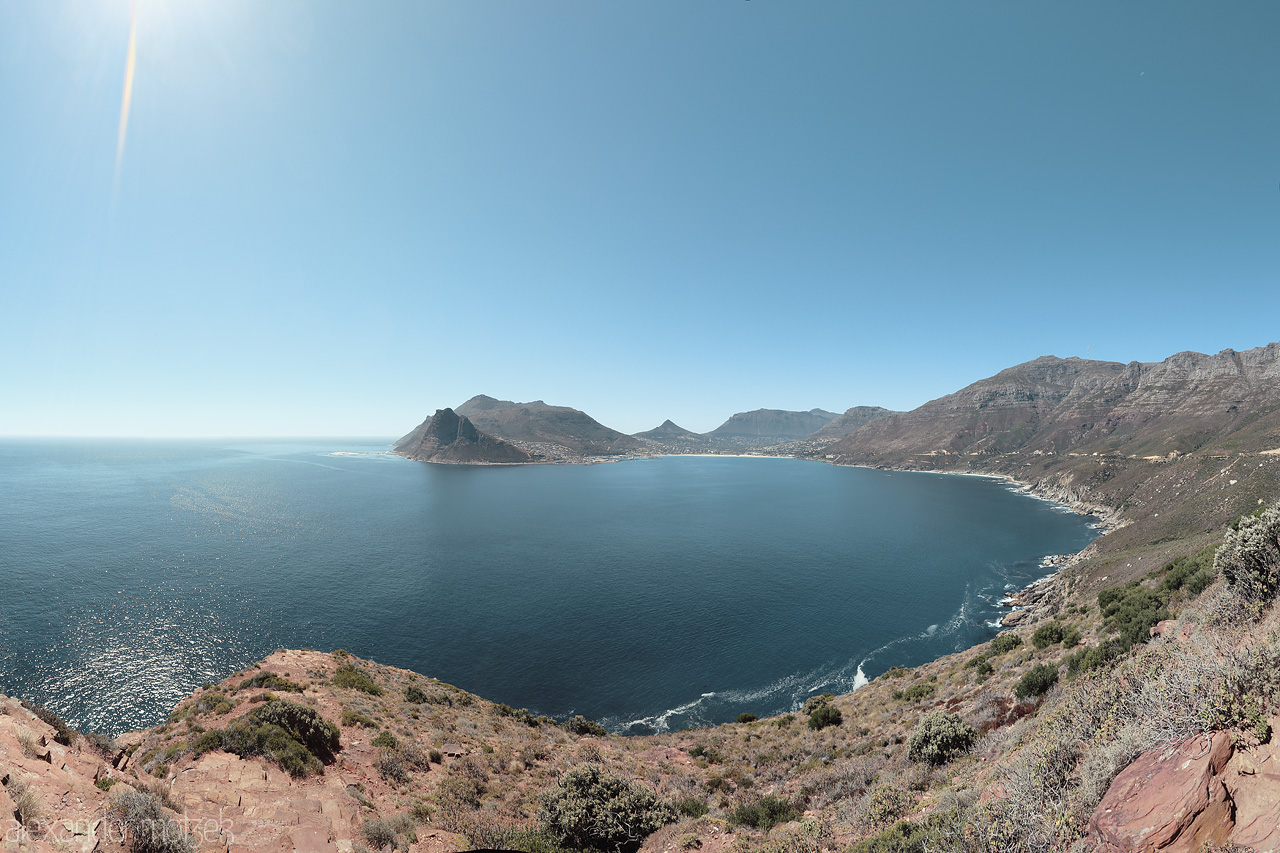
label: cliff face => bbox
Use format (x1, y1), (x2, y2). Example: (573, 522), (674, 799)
(708, 408), (839, 440)
(455, 395), (645, 456)
(806, 406), (897, 440)
(829, 342), (1280, 462)
(394, 408), (532, 464)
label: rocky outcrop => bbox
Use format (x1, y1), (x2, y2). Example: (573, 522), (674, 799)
(1088, 722), (1280, 852)
(455, 395), (645, 456)
(1088, 731), (1235, 852)
(394, 408), (532, 464)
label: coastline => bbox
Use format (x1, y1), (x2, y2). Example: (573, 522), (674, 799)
(821, 459), (1125, 629)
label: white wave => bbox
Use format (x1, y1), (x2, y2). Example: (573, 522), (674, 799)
(923, 624), (939, 636)
(852, 665), (869, 690)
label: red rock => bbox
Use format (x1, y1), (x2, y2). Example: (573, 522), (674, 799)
(1088, 731), (1235, 852)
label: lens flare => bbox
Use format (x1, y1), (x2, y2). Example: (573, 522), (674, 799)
(114, 0), (139, 185)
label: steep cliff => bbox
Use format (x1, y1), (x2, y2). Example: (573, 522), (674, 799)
(394, 408), (532, 464)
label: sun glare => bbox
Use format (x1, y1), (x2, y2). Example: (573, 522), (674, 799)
(113, 0), (139, 189)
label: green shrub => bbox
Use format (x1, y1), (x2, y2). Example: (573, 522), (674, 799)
(1014, 663), (1059, 699)
(1098, 583), (1169, 648)
(538, 765), (677, 852)
(736, 712), (758, 724)
(342, 710), (377, 728)
(801, 693), (835, 715)
(218, 699), (340, 777)
(1061, 625), (1082, 649)
(849, 810), (963, 853)
(988, 633), (1023, 656)
(906, 711), (976, 765)
(1031, 621), (1065, 649)
(429, 749), (443, 764)
(883, 666), (911, 678)
(1066, 637), (1128, 675)
(729, 795), (799, 831)
(371, 730), (399, 749)
(1216, 504), (1280, 602)
(900, 682), (936, 703)
(807, 704), (843, 730)
(676, 797), (709, 818)
(404, 685), (429, 704)
(332, 663), (383, 695)
(238, 672), (304, 693)
(562, 715), (608, 737)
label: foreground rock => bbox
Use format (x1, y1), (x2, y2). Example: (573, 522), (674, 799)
(1088, 722), (1280, 852)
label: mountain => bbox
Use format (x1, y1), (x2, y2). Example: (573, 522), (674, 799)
(806, 405), (898, 440)
(708, 408), (840, 440)
(634, 419), (702, 441)
(455, 395), (645, 456)
(828, 342), (1280, 464)
(394, 408), (532, 464)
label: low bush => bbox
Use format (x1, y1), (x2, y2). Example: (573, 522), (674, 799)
(900, 682), (936, 703)
(538, 765), (677, 852)
(736, 712), (758, 723)
(729, 795), (800, 831)
(1014, 663), (1059, 699)
(677, 797), (709, 818)
(989, 633), (1023, 656)
(802, 693), (835, 714)
(332, 663), (383, 695)
(849, 810), (965, 853)
(1032, 621), (1065, 649)
(562, 715), (608, 737)
(404, 684), (429, 704)
(215, 699), (340, 777)
(371, 730), (398, 749)
(808, 704), (843, 730)
(108, 788), (198, 853)
(1216, 503), (1280, 602)
(341, 710), (377, 728)
(238, 672), (304, 693)
(907, 711), (976, 765)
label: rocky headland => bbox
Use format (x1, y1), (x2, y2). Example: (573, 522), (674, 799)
(394, 408), (532, 464)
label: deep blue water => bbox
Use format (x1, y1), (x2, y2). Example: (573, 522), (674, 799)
(0, 439), (1097, 735)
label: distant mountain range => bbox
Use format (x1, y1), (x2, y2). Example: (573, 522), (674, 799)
(394, 341), (1280, 481)
(827, 342), (1280, 464)
(707, 408), (840, 440)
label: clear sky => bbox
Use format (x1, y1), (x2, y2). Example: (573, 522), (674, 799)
(3, 1), (1278, 437)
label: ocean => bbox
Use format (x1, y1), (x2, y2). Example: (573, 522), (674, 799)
(0, 439), (1097, 735)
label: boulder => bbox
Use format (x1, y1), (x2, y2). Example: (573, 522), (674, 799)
(1088, 731), (1234, 852)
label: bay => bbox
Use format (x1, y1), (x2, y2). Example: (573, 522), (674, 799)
(0, 439), (1097, 735)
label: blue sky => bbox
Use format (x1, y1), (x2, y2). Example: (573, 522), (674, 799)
(3, 1), (1278, 437)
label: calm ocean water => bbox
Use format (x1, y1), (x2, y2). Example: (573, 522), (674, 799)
(0, 439), (1097, 735)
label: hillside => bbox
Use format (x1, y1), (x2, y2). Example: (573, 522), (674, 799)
(806, 406), (898, 441)
(395, 408), (533, 464)
(815, 341), (1280, 579)
(634, 419), (702, 442)
(827, 342), (1280, 462)
(709, 408), (840, 441)
(455, 395), (646, 458)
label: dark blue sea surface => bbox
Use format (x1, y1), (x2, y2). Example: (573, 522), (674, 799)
(0, 440), (1097, 735)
